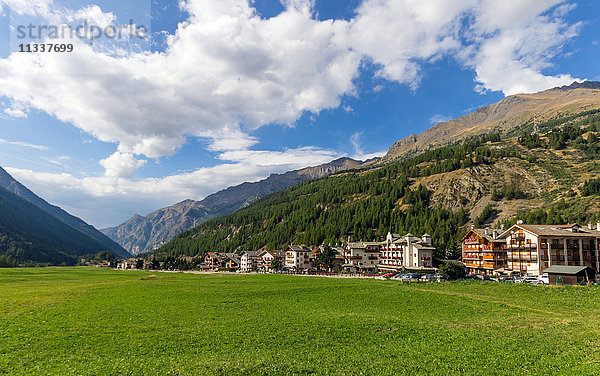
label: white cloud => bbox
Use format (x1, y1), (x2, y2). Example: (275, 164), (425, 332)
(0, 137), (49, 150)
(0, 0), (360, 160)
(429, 114), (453, 125)
(348, 131), (386, 161)
(4, 145), (343, 227)
(466, 0), (581, 95)
(0, 0), (582, 162)
(345, 0), (472, 88)
(68, 5), (116, 29)
(0, 0), (53, 17)
(99, 152), (147, 178)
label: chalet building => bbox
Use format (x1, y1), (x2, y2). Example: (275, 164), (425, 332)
(344, 242), (380, 272)
(462, 227), (506, 275)
(379, 232), (435, 272)
(285, 245), (312, 271)
(204, 252), (240, 271)
(204, 252), (226, 270)
(224, 253), (240, 270)
(503, 223), (600, 276)
(257, 250), (285, 272)
(240, 251), (261, 272)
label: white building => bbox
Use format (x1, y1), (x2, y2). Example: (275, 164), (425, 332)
(344, 242), (380, 272)
(240, 251), (261, 272)
(379, 232), (435, 272)
(501, 223), (600, 276)
(284, 245), (312, 270)
(258, 250), (285, 272)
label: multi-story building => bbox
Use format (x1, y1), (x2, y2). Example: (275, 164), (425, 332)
(257, 250), (285, 272)
(462, 228), (506, 275)
(344, 242), (381, 272)
(204, 252), (240, 271)
(285, 245), (312, 271)
(204, 252), (226, 270)
(503, 223), (600, 276)
(379, 232), (435, 272)
(240, 251), (261, 272)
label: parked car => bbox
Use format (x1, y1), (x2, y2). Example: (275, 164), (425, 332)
(496, 276), (515, 283)
(538, 274), (549, 285)
(521, 276), (542, 285)
(420, 273), (439, 281)
(376, 273), (396, 280)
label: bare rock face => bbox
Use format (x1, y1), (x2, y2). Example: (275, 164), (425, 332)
(102, 157), (364, 255)
(380, 82), (600, 162)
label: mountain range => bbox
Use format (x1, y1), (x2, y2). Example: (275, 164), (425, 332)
(381, 81), (600, 162)
(0, 167), (130, 264)
(154, 82), (600, 259)
(101, 157), (363, 255)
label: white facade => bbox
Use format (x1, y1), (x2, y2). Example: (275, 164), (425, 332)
(502, 224), (600, 276)
(240, 251), (261, 272)
(344, 242), (380, 271)
(285, 245), (312, 270)
(258, 250), (285, 272)
(379, 233), (434, 270)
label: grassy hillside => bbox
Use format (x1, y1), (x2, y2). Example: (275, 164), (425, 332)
(2, 268), (600, 375)
(157, 108), (600, 259)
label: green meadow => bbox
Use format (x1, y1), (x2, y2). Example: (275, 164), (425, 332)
(1, 268), (600, 375)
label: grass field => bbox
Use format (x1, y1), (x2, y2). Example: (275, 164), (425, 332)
(1, 268), (600, 375)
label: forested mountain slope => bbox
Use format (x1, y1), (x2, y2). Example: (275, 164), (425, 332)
(156, 110), (600, 261)
(0, 167), (129, 258)
(102, 157), (363, 255)
(0, 186), (117, 266)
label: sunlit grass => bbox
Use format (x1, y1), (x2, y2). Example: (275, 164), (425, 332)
(1, 268), (599, 375)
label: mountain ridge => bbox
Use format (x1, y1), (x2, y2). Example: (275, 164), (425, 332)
(102, 157), (364, 255)
(380, 81), (600, 162)
(0, 184), (124, 265)
(0, 167), (129, 258)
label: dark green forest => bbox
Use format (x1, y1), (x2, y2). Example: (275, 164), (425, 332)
(158, 109), (600, 262)
(0, 186), (112, 266)
(158, 134), (515, 260)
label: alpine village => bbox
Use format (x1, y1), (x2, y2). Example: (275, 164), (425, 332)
(2, 82), (599, 286)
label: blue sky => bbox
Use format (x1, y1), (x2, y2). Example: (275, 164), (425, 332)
(0, 0), (598, 228)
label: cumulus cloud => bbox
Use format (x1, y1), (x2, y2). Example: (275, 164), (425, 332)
(0, 0), (360, 159)
(5, 145), (344, 227)
(0, 0), (582, 161)
(67, 5), (116, 29)
(99, 152), (147, 178)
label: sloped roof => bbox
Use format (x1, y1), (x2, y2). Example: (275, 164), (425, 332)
(242, 251), (262, 257)
(287, 245), (311, 252)
(543, 265), (594, 274)
(261, 249), (285, 257)
(471, 228), (506, 243)
(507, 224), (600, 238)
